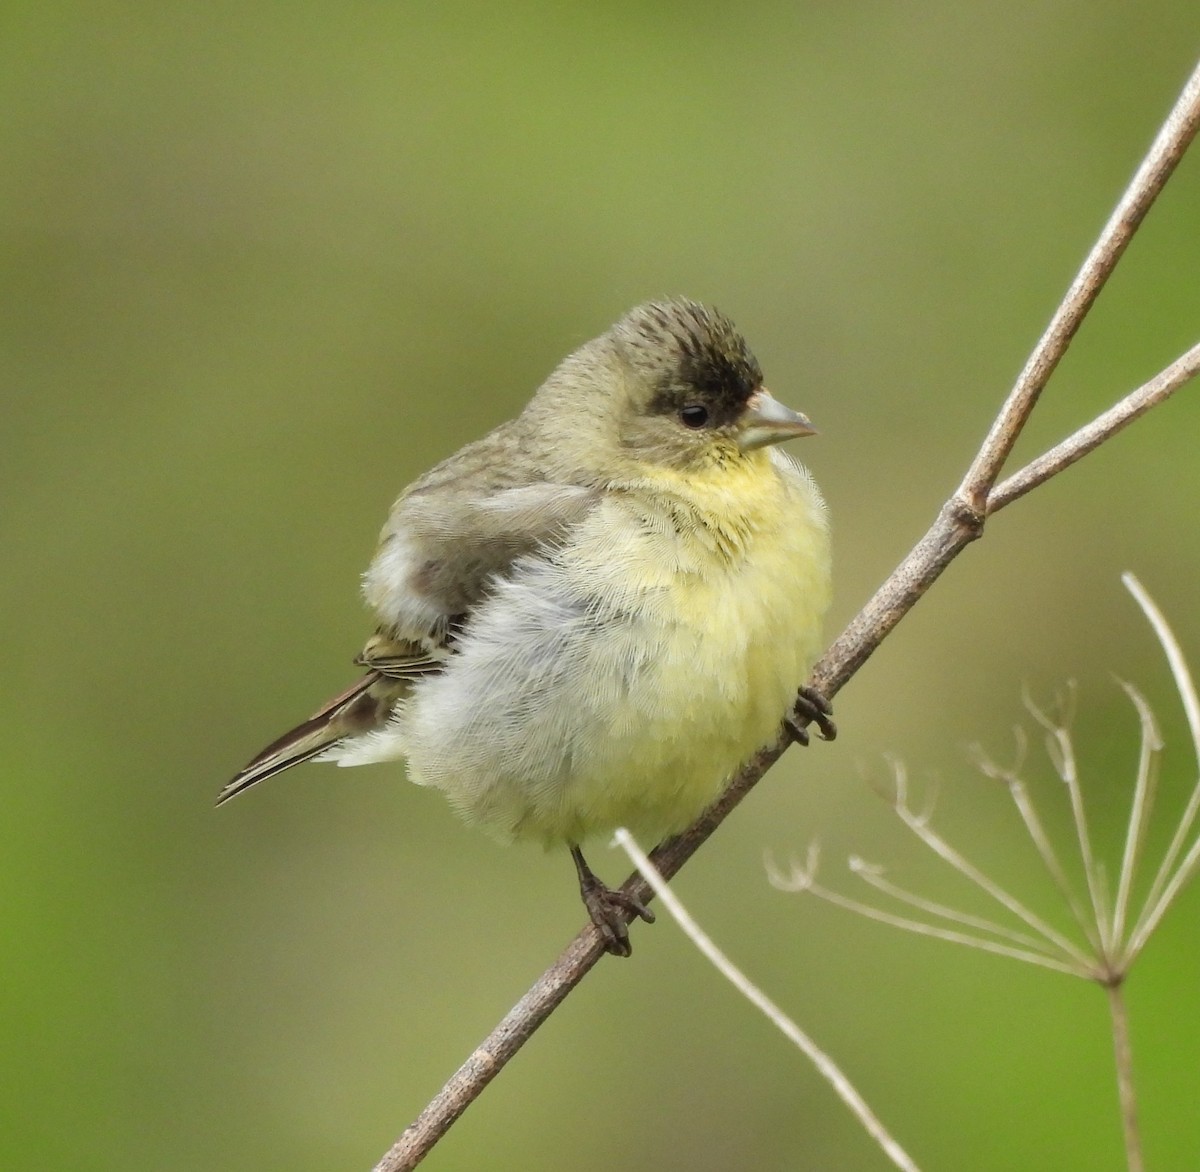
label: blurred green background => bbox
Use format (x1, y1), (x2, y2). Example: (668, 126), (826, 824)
(4, 4), (1200, 1169)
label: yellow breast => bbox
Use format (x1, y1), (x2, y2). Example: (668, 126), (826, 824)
(402, 448), (831, 848)
(519, 449), (830, 844)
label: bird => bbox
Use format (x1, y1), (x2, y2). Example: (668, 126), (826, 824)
(220, 298), (833, 956)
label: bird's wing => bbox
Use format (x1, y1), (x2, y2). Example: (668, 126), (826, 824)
(353, 633), (447, 679)
(363, 479), (600, 642)
(221, 469), (599, 803)
(217, 671), (409, 804)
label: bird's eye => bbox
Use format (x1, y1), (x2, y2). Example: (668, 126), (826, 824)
(679, 404), (710, 429)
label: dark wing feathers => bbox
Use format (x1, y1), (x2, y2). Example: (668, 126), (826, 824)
(222, 460), (600, 803)
(217, 672), (406, 805)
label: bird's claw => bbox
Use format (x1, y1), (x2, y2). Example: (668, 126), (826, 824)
(580, 879), (655, 958)
(787, 685), (836, 746)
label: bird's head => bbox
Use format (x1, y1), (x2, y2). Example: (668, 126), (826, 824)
(522, 298), (817, 483)
(607, 299), (816, 473)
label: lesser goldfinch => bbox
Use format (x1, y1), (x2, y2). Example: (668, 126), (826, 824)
(221, 299), (832, 955)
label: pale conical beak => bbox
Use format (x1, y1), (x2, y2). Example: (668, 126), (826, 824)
(737, 389), (818, 451)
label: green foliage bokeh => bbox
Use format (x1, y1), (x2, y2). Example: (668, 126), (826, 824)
(4, 5), (1200, 1169)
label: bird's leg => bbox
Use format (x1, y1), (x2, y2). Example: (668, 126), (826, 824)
(570, 844), (655, 958)
(786, 685), (837, 746)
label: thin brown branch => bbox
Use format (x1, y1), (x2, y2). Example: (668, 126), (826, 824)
(989, 341), (1200, 513)
(958, 58), (1200, 511)
(374, 56), (1200, 1172)
(372, 740), (791, 1170)
(371, 932), (604, 1171)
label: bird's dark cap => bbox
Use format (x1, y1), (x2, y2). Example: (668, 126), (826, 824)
(615, 298), (764, 428)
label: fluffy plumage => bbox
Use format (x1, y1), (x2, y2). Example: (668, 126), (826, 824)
(222, 298), (831, 952)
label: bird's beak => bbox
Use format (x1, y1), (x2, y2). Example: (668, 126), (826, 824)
(737, 389), (818, 451)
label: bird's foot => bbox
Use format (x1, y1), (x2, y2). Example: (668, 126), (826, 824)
(787, 685), (837, 746)
(571, 845), (655, 958)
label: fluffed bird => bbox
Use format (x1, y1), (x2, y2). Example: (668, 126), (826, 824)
(221, 298), (833, 955)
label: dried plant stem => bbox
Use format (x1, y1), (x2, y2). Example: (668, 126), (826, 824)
(781, 576), (1200, 1171)
(1019, 684), (1123, 956)
(1106, 982), (1144, 1172)
(375, 57), (1200, 1171)
(1123, 573), (1200, 962)
(765, 856), (1088, 978)
(1124, 828), (1200, 964)
(996, 763), (1104, 953)
(887, 759), (1095, 968)
(1124, 572), (1200, 762)
(615, 831), (921, 1172)
(850, 859), (1051, 952)
(1054, 710), (1113, 953)
(1118, 573), (1200, 959)
(1111, 682), (1162, 947)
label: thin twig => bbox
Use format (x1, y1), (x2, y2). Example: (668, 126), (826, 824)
(615, 830), (921, 1172)
(849, 857), (1052, 952)
(1106, 983), (1144, 1172)
(1064, 721), (1113, 952)
(371, 742), (789, 1172)
(990, 342), (1200, 513)
(1123, 572), (1200, 766)
(1024, 687), (1116, 953)
(1124, 573), (1200, 959)
(972, 740), (1103, 953)
(1111, 681), (1162, 949)
(886, 759), (1095, 967)
(375, 57), (1200, 1171)
(1126, 829), (1200, 964)
(958, 60), (1200, 511)
(777, 578), (1196, 1172)
(765, 854), (1089, 979)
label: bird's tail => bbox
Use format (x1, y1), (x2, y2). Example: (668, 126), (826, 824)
(217, 671), (406, 805)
